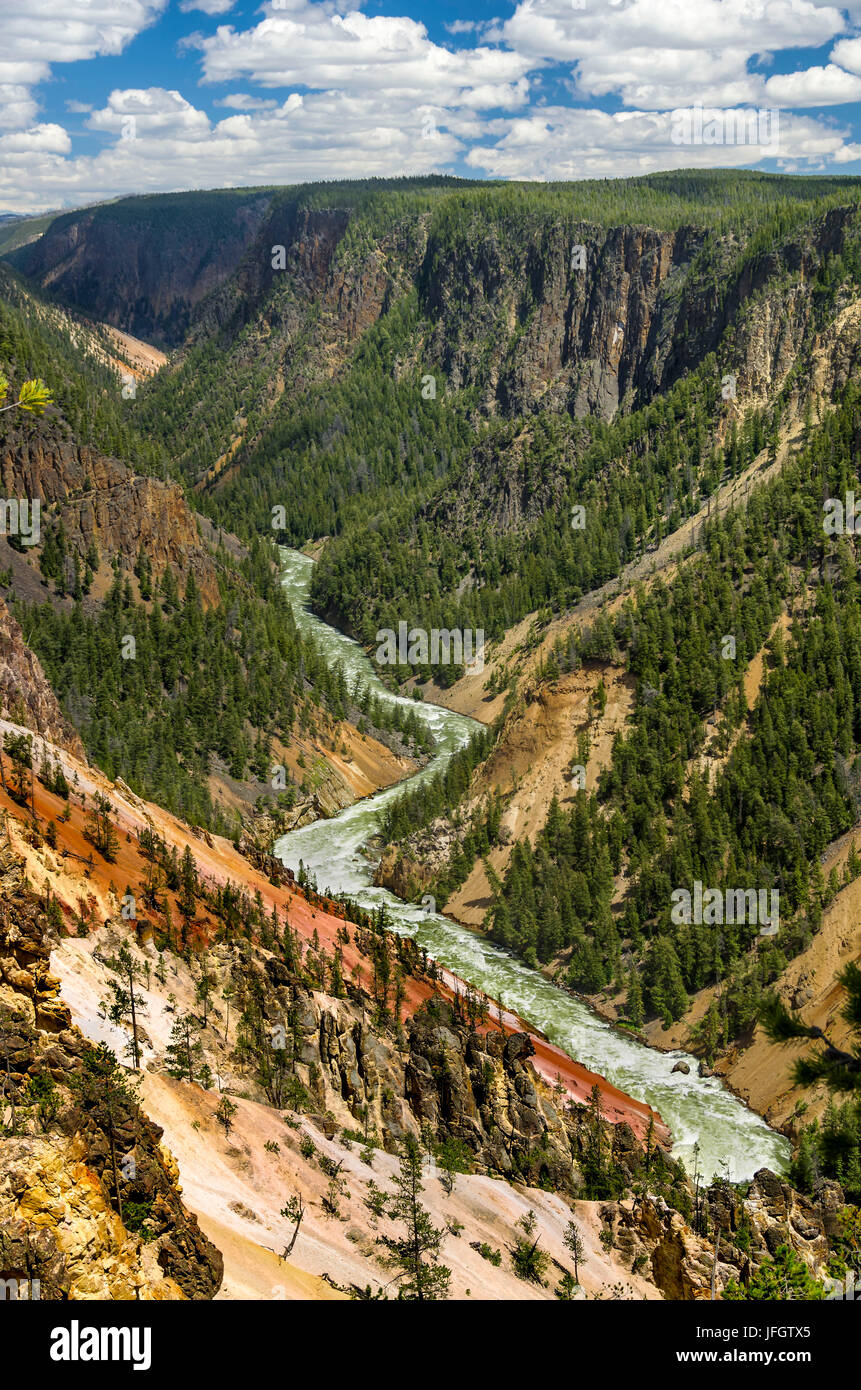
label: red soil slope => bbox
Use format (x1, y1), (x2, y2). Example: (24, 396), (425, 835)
(0, 721), (668, 1145)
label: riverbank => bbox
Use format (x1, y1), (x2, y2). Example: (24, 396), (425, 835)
(273, 548), (791, 1184)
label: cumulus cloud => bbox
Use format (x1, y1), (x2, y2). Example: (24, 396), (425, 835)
(0, 84), (38, 130)
(1, 0), (860, 210)
(498, 0), (846, 108)
(465, 104), (860, 180)
(179, 0), (235, 12)
(831, 35), (861, 75)
(87, 88), (212, 141)
(764, 63), (861, 106)
(192, 3), (535, 108)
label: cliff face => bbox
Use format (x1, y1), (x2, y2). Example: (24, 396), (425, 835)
(421, 207), (857, 420)
(0, 597), (85, 759)
(0, 426), (220, 607)
(607, 1167), (845, 1300)
(189, 206), (352, 343)
(422, 222), (696, 419)
(6, 192), (275, 347)
(228, 943), (660, 1193)
(0, 837), (223, 1299)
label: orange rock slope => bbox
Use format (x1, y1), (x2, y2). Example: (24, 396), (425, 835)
(0, 717), (668, 1147)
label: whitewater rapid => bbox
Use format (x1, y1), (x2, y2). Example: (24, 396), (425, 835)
(273, 548), (790, 1184)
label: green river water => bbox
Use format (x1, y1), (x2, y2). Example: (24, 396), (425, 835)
(273, 548), (790, 1184)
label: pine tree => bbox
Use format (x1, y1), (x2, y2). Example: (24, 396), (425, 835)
(84, 793), (119, 862)
(165, 1012), (205, 1084)
(563, 1219), (587, 1285)
(377, 1137), (451, 1300)
(69, 1044), (140, 1225)
(102, 942), (148, 1070)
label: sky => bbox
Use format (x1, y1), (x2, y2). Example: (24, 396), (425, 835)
(2, 0), (861, 213)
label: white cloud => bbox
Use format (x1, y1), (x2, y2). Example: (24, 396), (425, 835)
(0, 84), (38, 130)
(179, 0), (235, 12)
(0, 122), (71, 161)
(765, 63), (861, 106)
(466, 104), (858, 179)
(192, 3), (535, 108)
(831, 35), (861, 75)
(498, 0), (847, 108)
(87, 88), (212, 141)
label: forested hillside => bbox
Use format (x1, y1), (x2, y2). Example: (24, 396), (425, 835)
(394, 383), (861, 1060)
(0, 264), (430, 834)
(5, 169), (861, 1309)
(102, 171), (861, 681)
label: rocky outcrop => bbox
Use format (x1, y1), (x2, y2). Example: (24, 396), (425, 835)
(605, 1167), (845, 1299)
(405, 1003), (586, 1191)
(0, 426), (220, 607)
(0, 597), (85, 759)
(0, 837), (224, 1299)
(373, 842), (437, 902)
(226, 932), (665, 1194)
(6, 192), (275, 347)
(421, 205), (858, 421)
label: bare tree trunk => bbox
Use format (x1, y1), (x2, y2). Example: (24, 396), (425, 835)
(283, 1198), (305, 1259)
(128, 964), (140, 1070)
(711, 1228), (721, 1300)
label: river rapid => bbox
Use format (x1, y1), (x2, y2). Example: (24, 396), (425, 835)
(273, 548), (790, 1184)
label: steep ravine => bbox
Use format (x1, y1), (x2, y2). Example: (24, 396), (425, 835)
(273, 549), (790, 1185)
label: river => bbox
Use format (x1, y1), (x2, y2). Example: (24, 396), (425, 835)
(273, 548), (790, 1184)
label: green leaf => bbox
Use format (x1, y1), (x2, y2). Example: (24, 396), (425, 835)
(16, 377), (53, 415)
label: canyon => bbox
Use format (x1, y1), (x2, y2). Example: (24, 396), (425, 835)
(2, 172), (861, 1306)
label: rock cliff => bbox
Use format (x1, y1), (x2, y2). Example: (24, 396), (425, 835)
(0, 596), (85, 759)
(6, 192), (275, 348)
(607, 1167), (845, 1299)
(0, 423), (221, 608)
(0, 836), (224, 1299)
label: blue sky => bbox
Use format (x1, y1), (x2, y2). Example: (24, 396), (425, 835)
(3, 0), (861, 212)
